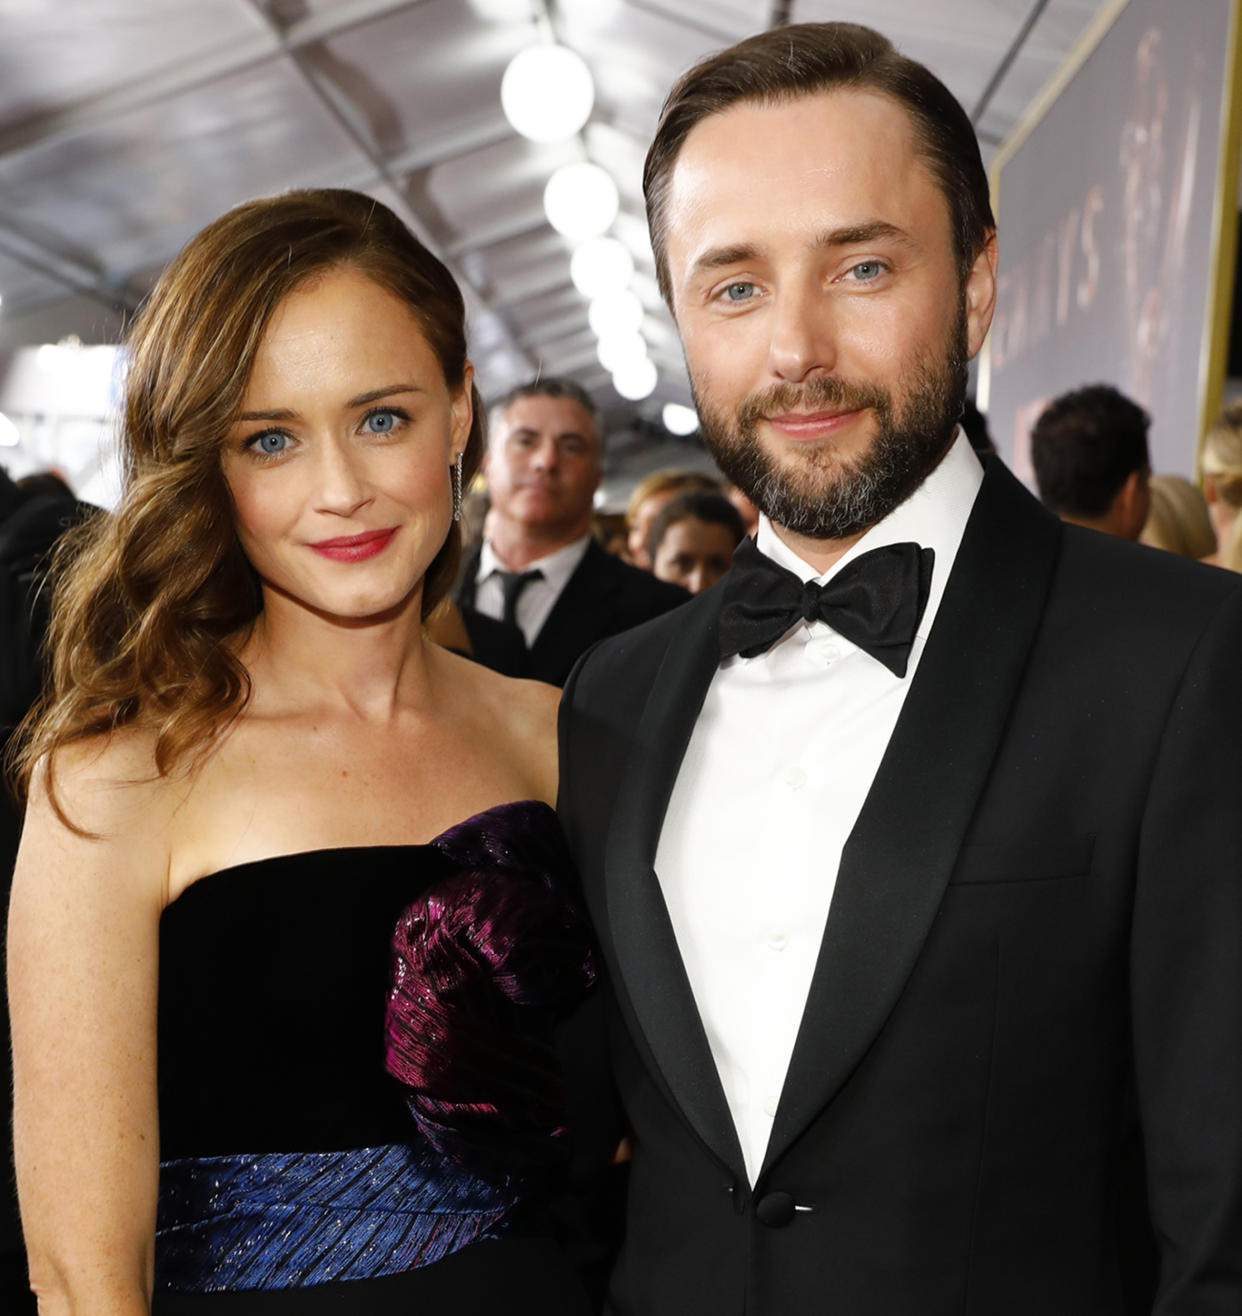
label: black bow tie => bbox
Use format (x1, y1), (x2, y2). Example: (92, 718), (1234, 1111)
(718, 537), (934, 677)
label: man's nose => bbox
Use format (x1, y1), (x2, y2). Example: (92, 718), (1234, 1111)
(530, 437), (560, 471)
(767, 282), (838, 383)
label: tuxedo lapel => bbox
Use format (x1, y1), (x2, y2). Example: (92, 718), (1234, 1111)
(762, 461), (1062, 1176)
(527, 542), (608, 671)
(604, 589), (747, 1177)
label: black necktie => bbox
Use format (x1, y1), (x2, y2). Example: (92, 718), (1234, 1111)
(718, 537), (934, 677)
(496, 568), (544, 626)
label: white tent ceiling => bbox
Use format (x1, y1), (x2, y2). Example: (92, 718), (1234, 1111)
(0, 0), (1111, 445)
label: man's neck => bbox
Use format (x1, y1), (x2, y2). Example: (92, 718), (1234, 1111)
(768, 522), (867, 576)
(1059, 509), (1135, 541)
(487, 517), (589, 570)
(766, 430), (965, 574)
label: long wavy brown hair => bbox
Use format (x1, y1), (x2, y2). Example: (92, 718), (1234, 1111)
(14, 189), (485, 819)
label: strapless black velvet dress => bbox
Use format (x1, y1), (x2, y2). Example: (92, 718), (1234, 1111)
(153, 800), (595, 1314)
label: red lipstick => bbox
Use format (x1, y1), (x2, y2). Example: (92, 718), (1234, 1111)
(309, 528), (397, 562)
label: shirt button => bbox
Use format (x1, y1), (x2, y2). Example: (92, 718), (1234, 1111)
(766, 930), (788, 951)
(822, 644), (841, 664)
(762, 1094), (779, 1118)
(781, 765), (806, 790)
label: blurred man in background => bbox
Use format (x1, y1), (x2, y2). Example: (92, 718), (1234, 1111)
(454, 377), (685, 685)
(1030, 383), (1151, 539)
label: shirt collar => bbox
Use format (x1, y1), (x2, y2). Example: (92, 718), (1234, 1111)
(755, 429), (983, 637)
(478, 533), (592, 595)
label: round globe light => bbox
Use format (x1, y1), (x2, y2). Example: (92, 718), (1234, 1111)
(662, 402), (700, 436)
(596, 330), (648, 373)
(501, 44), (594, 143)
(543, 162), (619, 240)
(613, 356), (658, 401)
(588, 287), (643, 339)
(570, 236), (634, 298)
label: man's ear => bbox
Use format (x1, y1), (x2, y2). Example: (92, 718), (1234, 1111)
(964, 231), (998, 359)
(1111, 468), (1149, 539)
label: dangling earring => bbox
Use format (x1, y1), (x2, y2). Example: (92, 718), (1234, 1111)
(452, 452), (464, 522)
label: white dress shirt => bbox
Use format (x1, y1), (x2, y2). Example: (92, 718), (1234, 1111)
(473, 534), (592, 647)
(654, 432), (983, 1183)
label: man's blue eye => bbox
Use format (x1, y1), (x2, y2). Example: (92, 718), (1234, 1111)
(724, 283), (755, 302)
(255, 431), (287, 455)
(851, 261), (883, 280)
(364, 409), (399, 433)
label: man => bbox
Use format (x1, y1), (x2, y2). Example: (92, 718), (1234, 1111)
(455, 377), (686, 685)
(558, 23), (1242, 1315)
(1030, 383), (1152, 539)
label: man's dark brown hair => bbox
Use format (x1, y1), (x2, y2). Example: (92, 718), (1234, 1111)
(643, 22), (995, 305)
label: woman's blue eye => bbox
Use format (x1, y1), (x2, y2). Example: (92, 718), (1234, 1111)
(364, 409), (399, 433)
(255, 431), (287, 455)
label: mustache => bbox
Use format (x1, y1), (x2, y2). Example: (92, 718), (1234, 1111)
(736, 376), (890, 428)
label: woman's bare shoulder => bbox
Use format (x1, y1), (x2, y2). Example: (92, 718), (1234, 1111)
(26, 725), (184, 843)
(456, 656), (558, 730)
(436, 649), (560, 800)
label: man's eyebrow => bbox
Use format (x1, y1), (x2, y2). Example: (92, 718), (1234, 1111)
(816, 221), (913, 249)
(235, 384), (423, 423)
(688, 222), (914, 282)
(688, 244), (761, 279)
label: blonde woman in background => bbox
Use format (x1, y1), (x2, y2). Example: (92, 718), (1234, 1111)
(1201, 400), (1242, 570)
(1140, 474), (1216, 560)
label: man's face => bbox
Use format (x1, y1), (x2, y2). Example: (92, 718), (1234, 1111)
(664, 90), (997, 540)
(486, 393), (602, 539)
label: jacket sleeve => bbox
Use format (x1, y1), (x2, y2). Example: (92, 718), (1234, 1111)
(1132, 582), (1242, 1311)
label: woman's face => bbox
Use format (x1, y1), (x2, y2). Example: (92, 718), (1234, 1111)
(652, 515), (738, 594)
(222, 266), (471, 624)
(627, 489), (676, 568)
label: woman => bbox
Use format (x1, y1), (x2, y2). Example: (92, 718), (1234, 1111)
(645, 491), (744, 595)
(623, 469), (719, 568)
(7, 190), (595, 1314)
(1201, 400), (1242, 570)
(1139, 474), (1216, 561)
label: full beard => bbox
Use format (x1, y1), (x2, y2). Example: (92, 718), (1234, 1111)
(693, 305), (969, 540)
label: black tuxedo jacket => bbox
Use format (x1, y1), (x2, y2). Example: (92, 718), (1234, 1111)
(457, 605), (529, 679)
(454, 539), (687, 686)
(558, 459), (1242, 1315)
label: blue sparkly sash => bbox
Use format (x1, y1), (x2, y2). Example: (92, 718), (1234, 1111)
(155, 1140), (518, 1292)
